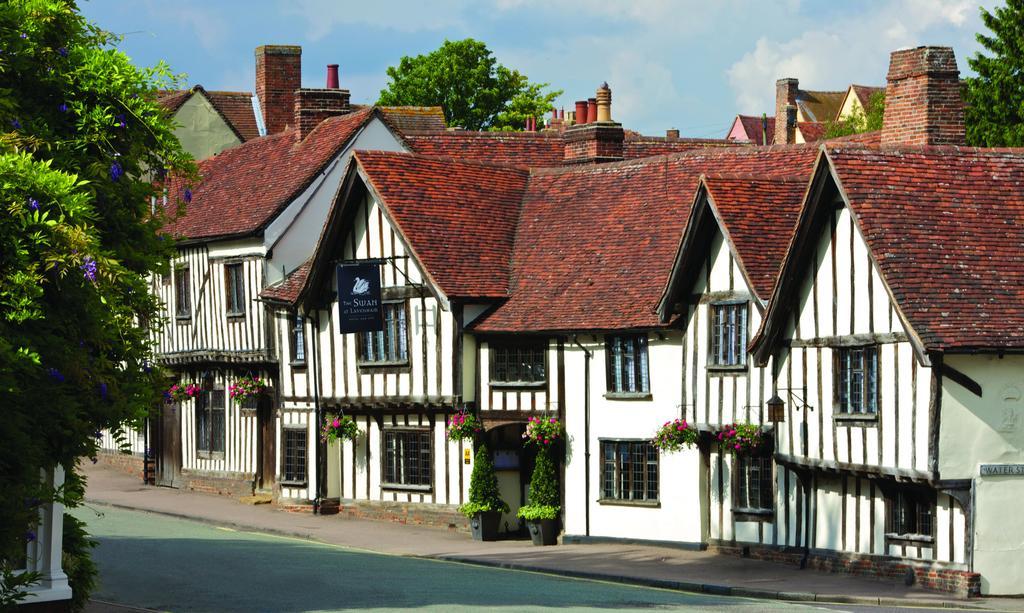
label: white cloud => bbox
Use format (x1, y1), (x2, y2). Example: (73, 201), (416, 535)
(726, 0), (984, 114)
(149, 2), (229, 53)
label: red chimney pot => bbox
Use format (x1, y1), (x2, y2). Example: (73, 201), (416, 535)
(326, 64), (339, 89)
(587, 98), (597, 124)
(575, 100), (588, 124)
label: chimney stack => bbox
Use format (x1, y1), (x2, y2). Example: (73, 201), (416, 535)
(256, 45), (302, 135)
(774, 78), (799, 145)
(564, 83), (624, 165)
(666, 128), (680, 140)
(881, 46), (965, 146)
(294, 64), (351, 140)
(596, 82), (612, 122)
(575, 100), (588, 125)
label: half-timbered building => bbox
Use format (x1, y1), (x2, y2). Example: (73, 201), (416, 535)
(656, 172), (813, 549)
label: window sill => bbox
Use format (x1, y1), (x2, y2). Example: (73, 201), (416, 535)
(226, 312), (246, 320)
(732, 508), (774, 522)
(597, 498), (660, 508)
(290, 361), (308, 369)
(280, 480), (308, 488)
(707, 364), (748, 375)
(885, 533), (934, 545)
(176, 316), (192, 324)
(357, 362), (411, 373)
(381, 484), (432, 493)
(834, 413), (879, 425)
(604, 392), (653, 401)
(490, 381), (546, 390)
(196, 452), (224, 461)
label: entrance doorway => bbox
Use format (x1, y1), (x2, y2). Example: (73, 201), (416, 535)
(256, 395), (275, 492)
(154, 402), (181, 488)
(484, 423), (534, 536)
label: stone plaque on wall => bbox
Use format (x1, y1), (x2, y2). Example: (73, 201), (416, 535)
(980, 464), (1024, 476)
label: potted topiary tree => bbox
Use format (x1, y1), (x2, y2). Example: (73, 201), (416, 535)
(517, 445), (560, 546)
(459, 444), (508, 541)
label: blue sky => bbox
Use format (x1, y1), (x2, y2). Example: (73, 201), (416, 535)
(80, 0), (993, 137)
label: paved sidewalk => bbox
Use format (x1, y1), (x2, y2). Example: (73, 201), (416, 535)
(82, 464), (1021, 611)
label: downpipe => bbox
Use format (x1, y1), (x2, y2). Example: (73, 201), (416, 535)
(311, 310), (324, 515)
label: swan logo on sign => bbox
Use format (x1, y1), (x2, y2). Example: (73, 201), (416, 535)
(336, 263), (382, 333)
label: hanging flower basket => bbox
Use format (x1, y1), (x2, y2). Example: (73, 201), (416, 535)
(716, 423), (768, 454)
(321, 415), (361, 443)
(164, 383), (199, 404)
(523, 415), (563, 447)
(229, 376), (268, 405)
(446, 409), (482, 442)
(652, 418), (698, 453)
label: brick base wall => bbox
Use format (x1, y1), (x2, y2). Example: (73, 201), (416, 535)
(179, 470), (254, 498)
(709, 541), (980, 597)
(318, 498), (468, 532)
(95, 450), (145, 479)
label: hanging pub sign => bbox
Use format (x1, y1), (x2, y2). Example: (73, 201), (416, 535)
(336, 262), (383, 333)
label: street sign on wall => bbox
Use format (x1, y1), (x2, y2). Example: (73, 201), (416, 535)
(336, 263), (383, 333)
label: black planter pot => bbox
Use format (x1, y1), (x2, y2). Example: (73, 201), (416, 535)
(470, 511), (501, 541)
(527, 518), (559, 546)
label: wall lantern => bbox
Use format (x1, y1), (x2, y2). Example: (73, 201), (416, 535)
(766, 394), (786, 423)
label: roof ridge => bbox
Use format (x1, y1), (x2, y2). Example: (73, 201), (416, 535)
(355, 149), (532, 174)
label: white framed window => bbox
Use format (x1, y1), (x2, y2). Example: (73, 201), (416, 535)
(606, 334), (650, 394)
(710, 302), (748, 367)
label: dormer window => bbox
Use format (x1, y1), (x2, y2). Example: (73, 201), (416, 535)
(834, 345), (879, 414)
(710, 302), (748, 367)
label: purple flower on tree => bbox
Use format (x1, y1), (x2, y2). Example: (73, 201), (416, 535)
(25, 531), (36, 542)
(19, 32), (27, 39)
(98, 383), (108, 400)
(81, 256), (97, 282)
(183, 188), (192, 203)
(114, 113), (127, 129)
(28, 198), (39, 211)
(57, 46), (68, 57)
(109, 161), (123, 182)
(46, 368), (64, 383)
(58, 102), (68, 113)
(10, 119), (21, 129)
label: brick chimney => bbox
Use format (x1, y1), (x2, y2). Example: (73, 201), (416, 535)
(256, 45), (302, 135)
(881, 46), (965, 146)
(774, 78), (799, 145)
(564, 83), (623, 164)
(294, 65), (351, 140)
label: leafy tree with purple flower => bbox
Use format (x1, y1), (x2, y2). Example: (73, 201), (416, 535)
(0, 1), (195, 606)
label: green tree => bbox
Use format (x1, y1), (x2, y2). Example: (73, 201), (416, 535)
(517, 446), (559, 521)
(823, 91), (885, 139)
(0, 0), (193, 604)
(459, 444), (509, 517)
(965, 0), (1024, 146)
(377, 38), (561, 131)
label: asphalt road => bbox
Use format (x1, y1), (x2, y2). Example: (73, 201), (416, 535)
(70, 506), (980, 613)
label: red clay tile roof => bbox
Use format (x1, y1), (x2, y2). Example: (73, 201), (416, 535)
(733, 115), (776, 145)
(798, 122), (827, 143)
(472, 146), (821, 332)
(703, 175), (810, 300)
(404, 131), (566, 168)
(828, 146), (1024, 350)
(797, 89), (846, 123)
(260, 259), (311, 304)
(356, 151), (530, 298)
(624, 136), (744, 158)
(157, 86), (260, 142)
(850, 85), (885, 111)
(164, 107), (375, 241)
(205, 90), (260, 141)
(378, 107), (446, 132)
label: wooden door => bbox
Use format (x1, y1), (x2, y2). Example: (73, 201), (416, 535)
(156, 402), (181, 487)
(257, 396), (275, 491)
